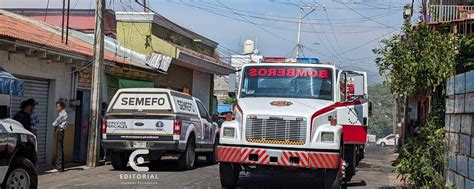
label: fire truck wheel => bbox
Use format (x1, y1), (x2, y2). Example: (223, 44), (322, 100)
(111, 151), (128, 170)
(343, 144), (356, 177)
(206, 136), (218, 164)
(179, 135), (196, 170)
(324, 169), (341, 189)
(219, 163), (240, 187)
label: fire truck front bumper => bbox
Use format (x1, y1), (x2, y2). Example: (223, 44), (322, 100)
(217, 145), (340, 170)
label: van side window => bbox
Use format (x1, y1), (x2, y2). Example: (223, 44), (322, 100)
(196, 101), (209, 119)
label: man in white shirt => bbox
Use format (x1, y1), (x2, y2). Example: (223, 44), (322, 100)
(51, 101), (68, 172)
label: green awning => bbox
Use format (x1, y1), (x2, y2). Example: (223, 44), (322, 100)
(107, 75), (154, 89)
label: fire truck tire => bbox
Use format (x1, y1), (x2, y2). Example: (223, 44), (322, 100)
(343, 144), (356, 177)
(206, 136), (218, 164)
(179, 135), (196, 170)
(219, 163), (240, 187)
(324, 169), (341, 189)
(111, 151), (128, 170)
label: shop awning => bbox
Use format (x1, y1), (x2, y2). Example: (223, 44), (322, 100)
(0, 67), (23, 96)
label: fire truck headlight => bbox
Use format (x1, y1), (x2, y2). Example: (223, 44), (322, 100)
(321, 132), (334, 143)
(223, 127), (235, 138)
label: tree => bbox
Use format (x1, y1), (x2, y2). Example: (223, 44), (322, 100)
(456, 36), (474, 73)
(368, 83), (394, 138)
(373, 22), (457, 188)
(223, 97), (235, 105)
(373, 22), (457, 96)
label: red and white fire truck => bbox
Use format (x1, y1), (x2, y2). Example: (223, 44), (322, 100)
(217, 58), (370, 188)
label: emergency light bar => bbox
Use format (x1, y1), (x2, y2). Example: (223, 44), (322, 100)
(263, 57), (320, 64)
(263, 57), (286, 63)
(297, 58), (320, 64)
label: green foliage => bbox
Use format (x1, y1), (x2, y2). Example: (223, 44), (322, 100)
(368, 83), (394, 138)
(223, 97), (235, 105)
(456, 36), (474, 73)
(373, 22), (457, 96)
(393, 102), (446, 188)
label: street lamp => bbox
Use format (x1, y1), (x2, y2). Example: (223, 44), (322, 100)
(403, 3), (413, 20)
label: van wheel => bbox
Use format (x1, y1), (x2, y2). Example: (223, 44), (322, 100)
(206, 137), (218, 164)
(2, 157), (37, 189)
(219, 163), (240, 187)
(111, 151), (127, 170)
(179, 135), (196, 170)
(380, 142), (386, 147)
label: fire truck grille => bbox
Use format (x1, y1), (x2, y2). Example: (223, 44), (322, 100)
(245, 117), (306, 145)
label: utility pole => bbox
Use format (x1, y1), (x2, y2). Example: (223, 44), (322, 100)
(393, 94), (398, 152)
(143, 0), (148, 12)
(87, 0), (105, 167)
(295, 4), (320, 58)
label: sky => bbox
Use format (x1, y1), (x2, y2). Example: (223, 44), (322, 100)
(1, 0), (417, 83)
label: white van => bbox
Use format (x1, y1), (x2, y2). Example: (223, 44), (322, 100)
(102, 88), (219, 170)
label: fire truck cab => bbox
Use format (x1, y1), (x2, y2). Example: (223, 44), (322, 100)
(217, 58), (369, 188)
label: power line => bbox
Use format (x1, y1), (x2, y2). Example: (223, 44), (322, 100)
(339, 2), (402, 32)
(194, 1), (403, 23)
(190, 1), (403, 26)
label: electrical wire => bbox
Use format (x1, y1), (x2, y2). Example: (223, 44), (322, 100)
(194, 1), (403, 24)
(339, 2), (401, 32)
(44, 0), (50, 22)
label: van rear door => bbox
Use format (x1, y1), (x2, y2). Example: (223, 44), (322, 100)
(105, 91), (175, 141)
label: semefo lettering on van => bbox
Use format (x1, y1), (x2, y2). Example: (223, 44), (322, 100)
(121, 97), (166, 106)
(176, 100), (195, 113)
(112, 93), (171, 110)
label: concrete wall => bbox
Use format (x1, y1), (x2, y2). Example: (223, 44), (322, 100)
(0, 50), (76, 168)
(445, 70), (474, 189)
(116, 21), (177, 58)
(192, 70), (211, 110)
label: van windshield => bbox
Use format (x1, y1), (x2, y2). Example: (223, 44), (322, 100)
(240, 66), (333, 100)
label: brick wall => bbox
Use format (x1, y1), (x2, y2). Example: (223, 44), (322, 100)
(446, 70), (474, 189)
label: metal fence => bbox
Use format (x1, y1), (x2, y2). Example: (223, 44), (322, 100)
(429, 5), (474, 22)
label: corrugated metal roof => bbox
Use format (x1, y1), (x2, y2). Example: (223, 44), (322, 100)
(0, 10), (127, 65)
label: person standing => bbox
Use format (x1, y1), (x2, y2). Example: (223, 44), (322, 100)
(26, 99), (39, 136)
(52, 101), (68, 172)
(13, 100), (33, 133)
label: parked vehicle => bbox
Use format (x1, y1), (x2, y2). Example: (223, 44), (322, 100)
(217, 58), (370, 188)
(102, 88), (219, 170)
(0, 119), (38, 189)
(376, 134), (399, 147)
(367, 134), (376, 143)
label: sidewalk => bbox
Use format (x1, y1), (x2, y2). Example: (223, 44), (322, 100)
(346, 145), (405, 188)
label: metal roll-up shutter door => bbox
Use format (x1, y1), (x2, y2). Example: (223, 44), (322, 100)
(10, 78), (49, 163)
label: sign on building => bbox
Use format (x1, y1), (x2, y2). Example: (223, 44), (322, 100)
(147, 52), (172, 72)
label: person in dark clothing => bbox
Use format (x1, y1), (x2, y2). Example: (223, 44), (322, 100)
(13, 100), (34, 133)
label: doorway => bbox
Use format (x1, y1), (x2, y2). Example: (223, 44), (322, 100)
(73, 90), (90, 163)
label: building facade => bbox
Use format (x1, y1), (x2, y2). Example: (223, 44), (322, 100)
(428, 0), (474, 34)
(115, 12), (234, 111)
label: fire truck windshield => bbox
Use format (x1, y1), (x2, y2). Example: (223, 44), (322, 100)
(240, 66), (333, 100)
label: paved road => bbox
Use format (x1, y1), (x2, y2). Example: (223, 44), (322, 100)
(38, 145), (403, 189)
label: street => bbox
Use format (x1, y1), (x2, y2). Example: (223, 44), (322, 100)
(38, 145), (403, 189)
